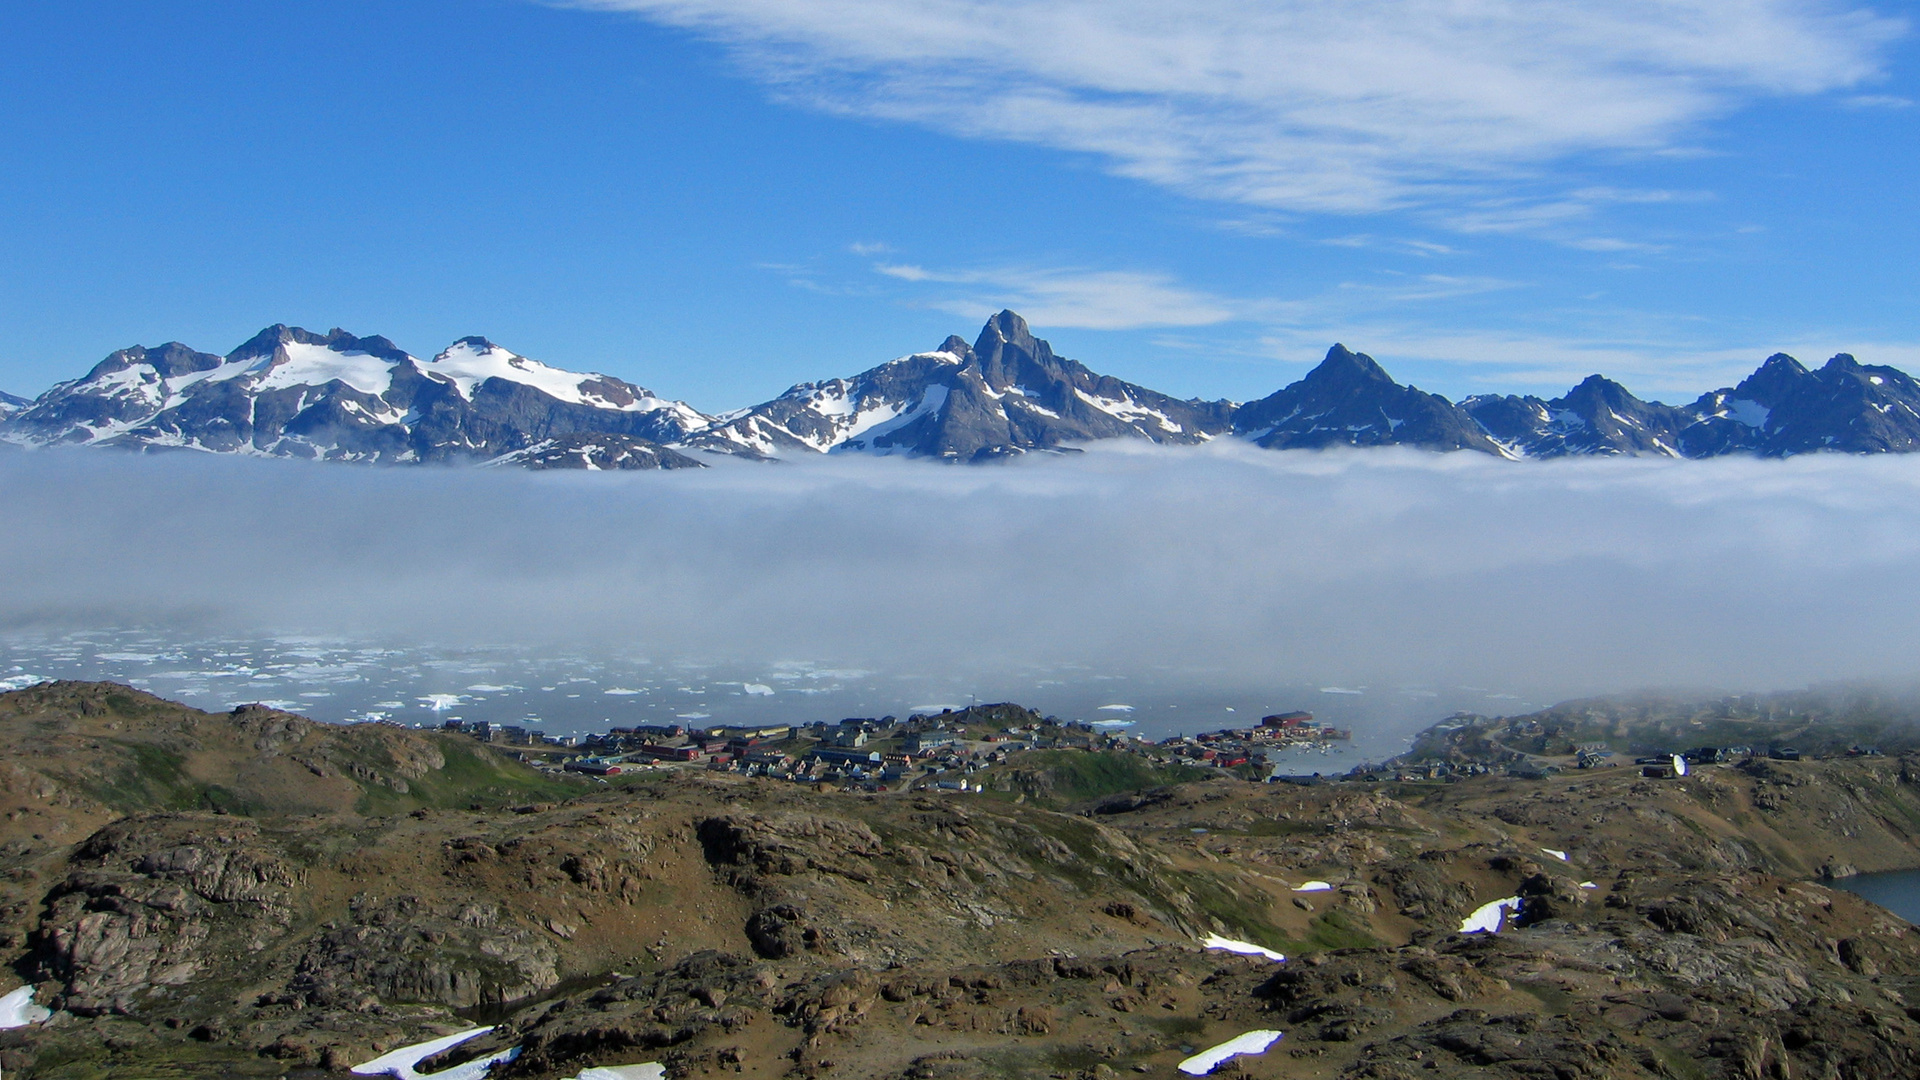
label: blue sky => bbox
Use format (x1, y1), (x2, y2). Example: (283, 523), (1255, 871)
(1, 0), (1915, 411)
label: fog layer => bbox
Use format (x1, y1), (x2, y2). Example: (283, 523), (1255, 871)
(5, 444), (1917, 700)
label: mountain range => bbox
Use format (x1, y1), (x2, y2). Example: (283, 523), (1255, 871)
(5, 310), (1919, 468)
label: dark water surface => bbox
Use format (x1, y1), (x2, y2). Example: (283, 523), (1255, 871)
(1829, 869), (1920, 924)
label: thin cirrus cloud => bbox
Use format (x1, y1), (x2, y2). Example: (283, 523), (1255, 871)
(565, 0), (1904, 215)
(872, 263), (1237, 329)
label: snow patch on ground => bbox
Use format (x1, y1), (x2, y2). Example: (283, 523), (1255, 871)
(569, 1066), (666, 1080)
(1201, 934), (1286, 962)
(0, 986), (51, 1028)
(1178, 1030), (1284, 1075)
(351, 1027), (521, 1080)
(1541, 848), (1568, 861)
(1292, 881), (1333, 892)
(1460, 896), (1524, 934)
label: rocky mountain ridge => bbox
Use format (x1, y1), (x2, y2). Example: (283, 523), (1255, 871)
(6, 312), (1920, 467)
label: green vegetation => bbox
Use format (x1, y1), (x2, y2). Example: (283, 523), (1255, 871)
(354, 738), (581, 815)
(986, 750), (1218, 807)
(80, 741), (206, 813)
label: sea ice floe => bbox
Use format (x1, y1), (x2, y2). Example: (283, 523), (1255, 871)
(420, 694), (463, 712)
(1541, 848), (1568, 861)
(1096, 704), (1135, 712)
(1459, 896), (1524, 934)
(351, 1027), (520, 1080)
(1177, 1030), (1284, 1075)
(1292, 881), (1334, 892)
(742, 683), (775, 696)
(0, 985), (51, 1028)
(1201, 934), (1286, 962)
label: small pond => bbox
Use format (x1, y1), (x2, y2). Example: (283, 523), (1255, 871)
(1827, 868), (1920, 924)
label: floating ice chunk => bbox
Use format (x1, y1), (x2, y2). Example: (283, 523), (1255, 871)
(0, 985), (50, 1028)
(571, 1067), (665, 1080)
(1292, 881), (1333, 892)
(1097, 703), (1135, 712)
(742, 683), (775, 696)
(603, 688), (643, 695)
(1178, 1030), (1284, 1075)
(1459, 896), (1524, 934)
(352, 1027), (521, 1080)
(1201, 934), (1286, 962)
(420, 694), (463, 712)
(1672, 754), (1689, 777)
(1541, 848), (1568, 861)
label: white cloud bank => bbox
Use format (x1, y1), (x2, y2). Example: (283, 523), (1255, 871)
(6, 445), (1920, 700)
(568, 0), (1902, 213)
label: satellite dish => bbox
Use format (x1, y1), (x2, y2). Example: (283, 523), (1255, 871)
(1672, 753), (1688, 777)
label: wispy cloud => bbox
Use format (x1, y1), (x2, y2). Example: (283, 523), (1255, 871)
(872, 264), (1237, 329)
(567, 0), (1903, 217)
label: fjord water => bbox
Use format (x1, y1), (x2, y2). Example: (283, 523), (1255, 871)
(1830, 870), (1920, 925)
(0, 627), (1528, 758)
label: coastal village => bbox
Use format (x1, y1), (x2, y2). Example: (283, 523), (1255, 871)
(434, 703), (1353, 790)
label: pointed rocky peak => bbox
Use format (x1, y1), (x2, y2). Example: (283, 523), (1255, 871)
(1820, 353), (1861, 373)
(974, 310), (1038, 357)
(1557, 374), (1642, 414)
(935, 335), (976, 363)
(1732, 352), (1812, 403)
(227, 324), (298, 362)
(1302, 344), (1396, 388)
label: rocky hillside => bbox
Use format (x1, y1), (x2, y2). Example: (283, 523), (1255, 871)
(10, 313), (1920, 466)
(3, 683), (1920, 1078)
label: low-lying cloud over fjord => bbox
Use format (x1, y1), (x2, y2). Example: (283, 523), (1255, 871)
(4, 444), (1918, 700)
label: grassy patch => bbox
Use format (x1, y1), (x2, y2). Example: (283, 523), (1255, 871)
(76, 741), (205, 813)
(1650, 1042), (1712, 1080)
(992, 750), (1217, 807)
(356, 739), (579, 815)
(1297, 909), (1380, 952)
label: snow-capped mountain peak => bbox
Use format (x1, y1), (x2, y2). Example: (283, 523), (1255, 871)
(0, 325), (715, 462)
